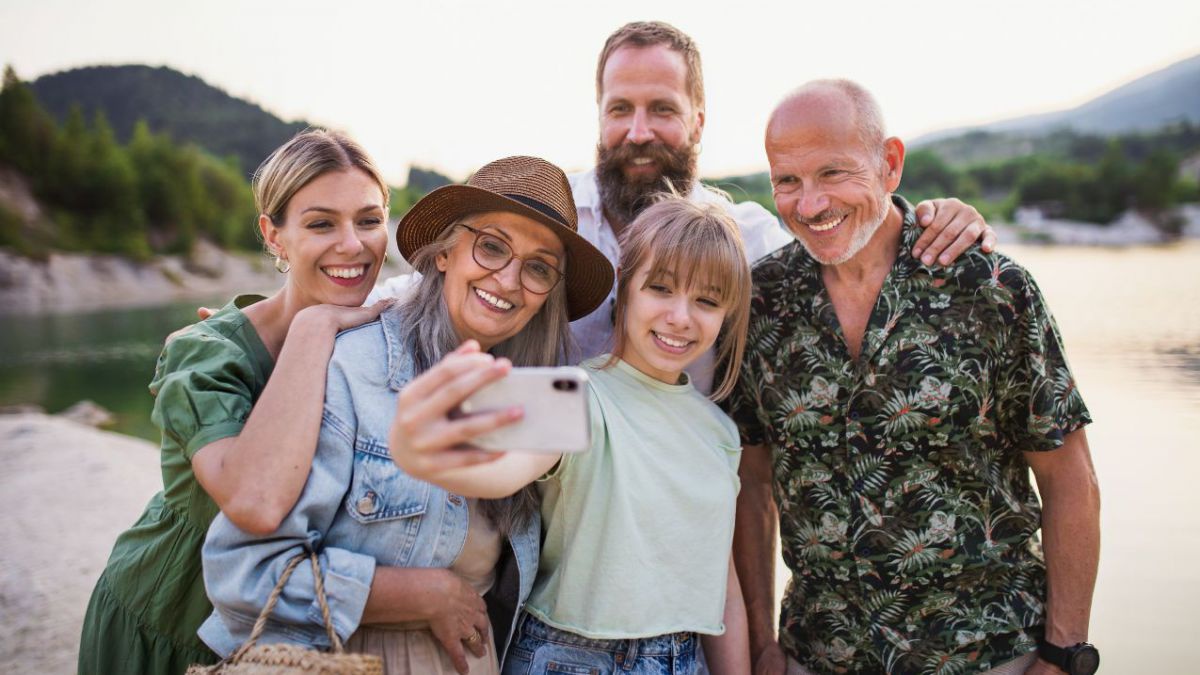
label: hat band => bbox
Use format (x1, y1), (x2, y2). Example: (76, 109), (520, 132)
(502, 193), (570, 229)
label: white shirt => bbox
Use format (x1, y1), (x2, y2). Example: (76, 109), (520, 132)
(370, 167), (792, 394)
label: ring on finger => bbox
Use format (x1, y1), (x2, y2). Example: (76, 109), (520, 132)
(465, 630), (481, 644)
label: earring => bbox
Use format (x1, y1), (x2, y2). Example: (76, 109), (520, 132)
(383, 251), (389, 265)
(274, 253), (290, 274)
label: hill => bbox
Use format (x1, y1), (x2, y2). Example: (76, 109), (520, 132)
(914, 53), (1200, 152)
(30, 65), (310, 174)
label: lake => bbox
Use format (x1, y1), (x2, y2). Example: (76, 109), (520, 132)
(1, 243), (1197, 672)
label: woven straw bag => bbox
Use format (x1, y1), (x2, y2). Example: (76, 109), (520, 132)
(187, 552), (382, 675)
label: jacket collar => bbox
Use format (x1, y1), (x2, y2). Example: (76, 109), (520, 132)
(380, 307), (417, 392)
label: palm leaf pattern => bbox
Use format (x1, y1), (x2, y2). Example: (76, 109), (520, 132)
(724, 198), (1091, 674)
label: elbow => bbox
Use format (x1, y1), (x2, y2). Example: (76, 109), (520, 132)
(223, 500), (288, 536)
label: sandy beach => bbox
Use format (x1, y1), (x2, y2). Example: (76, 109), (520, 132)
(0, 413), (160, 674)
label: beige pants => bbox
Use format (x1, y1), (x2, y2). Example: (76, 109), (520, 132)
(787, 651), (1038, 675)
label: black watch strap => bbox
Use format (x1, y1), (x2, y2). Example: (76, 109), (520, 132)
(1037, 638), (1070, 670)
(1037, 638), (1100, 675)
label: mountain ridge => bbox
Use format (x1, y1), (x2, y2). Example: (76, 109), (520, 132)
(29, 64), (311, 175)
(913, 53), (1200, 147)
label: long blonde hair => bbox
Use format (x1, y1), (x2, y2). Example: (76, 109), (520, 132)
(609, 198), (751, 400)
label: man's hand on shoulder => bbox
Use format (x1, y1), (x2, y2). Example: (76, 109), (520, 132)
(912, 198), (997, 267)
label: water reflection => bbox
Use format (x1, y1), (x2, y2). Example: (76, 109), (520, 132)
(0, 299), (226, 440)
(1, 244), (1198, 671)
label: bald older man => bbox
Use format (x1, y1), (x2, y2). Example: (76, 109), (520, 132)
(727, 81), (1101, 675)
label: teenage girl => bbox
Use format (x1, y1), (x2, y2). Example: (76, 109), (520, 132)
(392, 196), (754, 674)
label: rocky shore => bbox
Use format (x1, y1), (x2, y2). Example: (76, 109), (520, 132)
(0, 242), (282, 316)
(0, 412), (160, 674)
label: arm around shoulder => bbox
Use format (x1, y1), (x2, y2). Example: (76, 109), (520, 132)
(191, 309), (358, 534)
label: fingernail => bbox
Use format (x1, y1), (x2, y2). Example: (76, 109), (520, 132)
(922, 254), (934, 265)
(939, 254), (950, 265)
(912, 248), (923, 258)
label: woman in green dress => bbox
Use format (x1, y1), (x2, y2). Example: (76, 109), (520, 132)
(77, 130), (492, 674)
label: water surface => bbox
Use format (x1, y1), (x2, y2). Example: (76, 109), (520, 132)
(2, 244), (1198, 671)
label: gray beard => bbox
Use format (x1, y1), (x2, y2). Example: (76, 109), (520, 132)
(796, 190), (893, 266)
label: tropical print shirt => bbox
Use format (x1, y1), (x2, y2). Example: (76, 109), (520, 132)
(727, 197), (1091, 674)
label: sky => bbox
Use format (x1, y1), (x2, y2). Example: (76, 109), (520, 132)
(1, 0), (1198, 184)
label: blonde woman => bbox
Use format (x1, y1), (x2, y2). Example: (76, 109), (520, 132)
(78, 130), (396, 673)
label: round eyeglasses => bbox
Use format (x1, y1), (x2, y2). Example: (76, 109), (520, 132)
(456, 224), (564, 295)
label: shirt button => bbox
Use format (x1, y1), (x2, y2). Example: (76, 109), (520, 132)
(449, 495), (464, 506)
(356, 491), (377, 516)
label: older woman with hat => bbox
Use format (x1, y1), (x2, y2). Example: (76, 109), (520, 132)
(197, 156), (614, 675)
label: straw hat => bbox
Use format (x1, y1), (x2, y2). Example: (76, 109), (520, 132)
(397, 156), (614, 321)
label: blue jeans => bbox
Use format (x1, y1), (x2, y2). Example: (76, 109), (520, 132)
(503, 613), (699, 675)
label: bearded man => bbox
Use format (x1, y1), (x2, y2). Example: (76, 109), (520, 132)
(375, 23), (993, 388)
(728, 80), (1101, 675)
(565, 23), (994, 391)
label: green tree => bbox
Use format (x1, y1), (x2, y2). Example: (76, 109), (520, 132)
(0, 66), (59, 181)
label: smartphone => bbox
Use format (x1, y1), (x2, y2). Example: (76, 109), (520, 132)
(458, 367), (592, 454)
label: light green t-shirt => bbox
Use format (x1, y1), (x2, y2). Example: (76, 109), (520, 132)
(526, 356), (742, 639)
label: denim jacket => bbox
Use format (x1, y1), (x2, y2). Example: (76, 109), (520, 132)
(198, 307), (541, 662)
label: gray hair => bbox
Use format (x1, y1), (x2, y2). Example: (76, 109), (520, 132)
(395, 215), (572, 372)
(393, 214), (573, 533)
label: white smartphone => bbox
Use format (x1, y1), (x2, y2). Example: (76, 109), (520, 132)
(458, 367), (592, 454)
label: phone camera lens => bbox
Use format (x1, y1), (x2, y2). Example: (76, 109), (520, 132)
(553, 379), (578, 392)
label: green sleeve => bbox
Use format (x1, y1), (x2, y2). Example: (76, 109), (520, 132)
(149, 329), (258, 461)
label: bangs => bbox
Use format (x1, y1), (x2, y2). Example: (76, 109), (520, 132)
(640, 213), (748, 308)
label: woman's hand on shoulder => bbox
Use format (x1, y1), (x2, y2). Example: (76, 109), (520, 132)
(294, 298), (394, 333)
(389, 340), (515, 480)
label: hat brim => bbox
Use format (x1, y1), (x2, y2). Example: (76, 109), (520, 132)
(397, 184), (614, 322)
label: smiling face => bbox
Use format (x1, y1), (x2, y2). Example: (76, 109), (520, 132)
(435, 211), (566, 351)
(596, 44), (705, 226)
(617, 261), (728, 386)
(264, 168), (389, 308)
(766, 90), (904, 266)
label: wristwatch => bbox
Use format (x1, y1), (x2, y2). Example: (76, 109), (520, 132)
(1037, 638), (1100, 675)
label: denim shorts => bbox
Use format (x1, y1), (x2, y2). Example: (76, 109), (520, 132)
(503, 613), (699, 675)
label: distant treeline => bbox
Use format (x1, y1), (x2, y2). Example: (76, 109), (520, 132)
(0, 66), (452, 259)
(29, 64), (311, 179)
(710, 125), (1200, 230)
(0, 66), (257, 258)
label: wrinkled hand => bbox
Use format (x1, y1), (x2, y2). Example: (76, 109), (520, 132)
(295, 298), (394, 332)
(427, 569), (491, 675)
(753, 640), (788, 675)
(1024, 658), (1066, 674)
(912, 198), (997, 266)
(389, 341), (515, 479)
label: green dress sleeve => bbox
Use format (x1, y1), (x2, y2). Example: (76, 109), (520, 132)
(149, 329), (258, 461)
